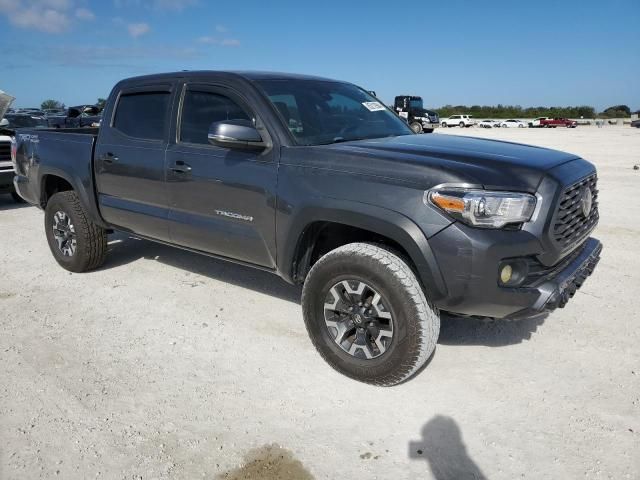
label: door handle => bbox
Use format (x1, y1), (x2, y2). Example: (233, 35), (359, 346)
(170, 160), (192, 174)
(102, 152), (119, 164)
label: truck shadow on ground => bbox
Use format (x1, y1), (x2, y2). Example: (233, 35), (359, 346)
(409, 415), (487, 480)
(104, 233), (546, 346)
(438, 312), (547, 347)
(105, 233), (302, 304)
(0, 196), (31, 211)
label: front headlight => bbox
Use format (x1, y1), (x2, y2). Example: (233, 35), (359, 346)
(425, 188), (536, 228)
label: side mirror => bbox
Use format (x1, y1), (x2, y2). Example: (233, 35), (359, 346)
(208, 119), (265, 150)
(0, 118), (8, 127)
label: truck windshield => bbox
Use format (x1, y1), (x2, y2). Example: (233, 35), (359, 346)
(409, 99), (424, 109)
(256, 79), (413, 146)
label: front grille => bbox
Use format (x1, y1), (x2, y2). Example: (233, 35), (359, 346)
(0, 142), (10, 163)
(553, 173), (599, 249)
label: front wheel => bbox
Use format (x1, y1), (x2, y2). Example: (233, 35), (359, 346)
(44, 191), (107, 273)
(441, 122), (447, 128)
(410, 122), (423, 134)
(459, 122), (465, 128)
(302, 243), (440, 386)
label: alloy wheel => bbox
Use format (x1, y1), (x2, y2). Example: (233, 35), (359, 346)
(52, 210), (77, 257)
(323, 280), (394, 360)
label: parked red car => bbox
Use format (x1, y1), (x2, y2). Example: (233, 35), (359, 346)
(540, 118), (577, 128)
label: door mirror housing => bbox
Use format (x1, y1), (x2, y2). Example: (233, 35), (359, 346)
(208, 119), (265, 150)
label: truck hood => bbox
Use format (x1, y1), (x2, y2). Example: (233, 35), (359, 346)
(0, 91), (15, 120)
(318, 133), (580, 192)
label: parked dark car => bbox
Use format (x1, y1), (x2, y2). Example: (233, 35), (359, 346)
(13, 71), (602, 386)
(4, 113), (48, 129)
(631, 119), (640, 128)
(48, 105), (102, 129)
(16, 108), (47, 117)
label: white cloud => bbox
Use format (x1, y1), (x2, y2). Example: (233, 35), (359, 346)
(151, 0), (197, 10)
(114, 0), (197, 10)
(0, 0), (73, 33)
(197, 36), (216, 44)
(215, 24), (227, 33)
(221, 38), (240, 47)
(128, 22), (150, 38)
(7, 43), (202, 68)
(197, 36), (240, 47)
(75, 8), (95, 21)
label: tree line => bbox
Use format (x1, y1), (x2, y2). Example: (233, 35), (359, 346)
(433, 104), (635, 119)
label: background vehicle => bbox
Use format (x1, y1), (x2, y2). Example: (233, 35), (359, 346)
(528, 117), (549, 128)
(631, 119), (640, 128)
(16, 108), (46, 117)
(13, 71), (602, 386)
(478, 119), (498, 128)
(48, 105), (102, 129)
(0, 92), (23, 202)
(441, 114), (475, 127)
(4, 113), (48, 129)
(393, 95), (439, 133)
(543, 118), (577, 128)
(500, 119), (527, 128)
(529, 117), (577, 128)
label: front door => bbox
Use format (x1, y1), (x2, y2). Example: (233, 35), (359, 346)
(165, 83), (278, 268)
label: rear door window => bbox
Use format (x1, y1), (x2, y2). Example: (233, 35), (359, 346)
(113, 91), (170, 140)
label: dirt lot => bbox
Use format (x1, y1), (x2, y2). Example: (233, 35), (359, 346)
(1, 126), (638, 479)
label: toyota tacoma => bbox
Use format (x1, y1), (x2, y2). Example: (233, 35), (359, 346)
(12, 71), (602, 386)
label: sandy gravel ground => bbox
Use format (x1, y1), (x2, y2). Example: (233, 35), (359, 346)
(0, 126), (638, 479)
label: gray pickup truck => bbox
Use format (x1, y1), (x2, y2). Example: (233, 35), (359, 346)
(13, 71), (602, 386)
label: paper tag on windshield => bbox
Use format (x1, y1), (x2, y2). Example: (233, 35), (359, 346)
(362, 101), (386, 112)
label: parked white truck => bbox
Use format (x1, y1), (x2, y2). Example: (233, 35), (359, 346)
(0, 90), (22, 202)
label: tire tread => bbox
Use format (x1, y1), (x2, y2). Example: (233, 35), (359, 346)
(302, 242), (440, 386)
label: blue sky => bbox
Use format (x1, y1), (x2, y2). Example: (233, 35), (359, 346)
(1, 0), (638, 110)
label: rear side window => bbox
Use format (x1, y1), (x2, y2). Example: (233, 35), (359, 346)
(180, 90), (250, 145)
(113, 91), (170, 140)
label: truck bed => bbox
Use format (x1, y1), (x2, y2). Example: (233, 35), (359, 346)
(14, 127), (100, 209)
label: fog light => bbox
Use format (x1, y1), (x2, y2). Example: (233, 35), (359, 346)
(500, 264), (513, 284)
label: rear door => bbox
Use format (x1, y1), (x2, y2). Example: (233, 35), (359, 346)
(165, 82), (278, 268)
(95, 84), (175, 241)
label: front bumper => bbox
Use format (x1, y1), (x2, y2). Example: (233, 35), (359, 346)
(0, 169), (15, 194)
(421, 121), (439, 129)
(428, 221), (602, 320)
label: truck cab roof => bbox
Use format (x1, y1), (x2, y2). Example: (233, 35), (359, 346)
(117, 70), (347, 87)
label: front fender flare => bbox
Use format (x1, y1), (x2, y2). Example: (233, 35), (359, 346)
(280, 199), (448, 302)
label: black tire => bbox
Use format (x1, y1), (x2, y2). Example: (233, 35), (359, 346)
(410, 122), (423, 134)
(441, 122), (447, 128)
(459, 122), (465, 128)
(44, 191), (107, 273)
(302, 243), (440, 386)
(11, 191), (25, 203)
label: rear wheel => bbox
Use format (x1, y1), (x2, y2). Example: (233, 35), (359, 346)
(302, 243), (440, 386)
(44, 191), (107, 273)
(410, 122), (423, 134)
